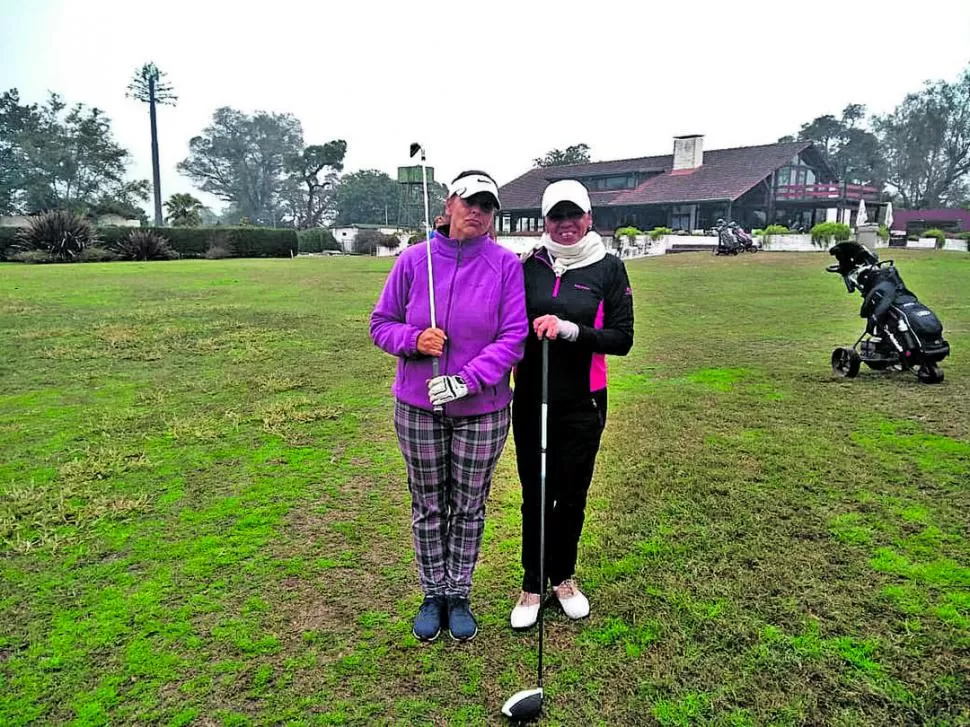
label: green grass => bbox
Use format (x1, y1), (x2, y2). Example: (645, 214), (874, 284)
(1, 251), (968, 725)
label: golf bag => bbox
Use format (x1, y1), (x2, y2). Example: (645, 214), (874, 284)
(712, 219), (740, 255)
(826, 241), (949, 383)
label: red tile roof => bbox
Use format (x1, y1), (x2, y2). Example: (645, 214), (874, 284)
(499, 140), (814, 210)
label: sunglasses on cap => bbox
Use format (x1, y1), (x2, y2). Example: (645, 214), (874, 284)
(462, 193), (499, 214)
(546, 202), (586, 222)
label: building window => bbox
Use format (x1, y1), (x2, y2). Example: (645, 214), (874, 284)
(671, 205), (693, 231)
(585, 174), (636, 192)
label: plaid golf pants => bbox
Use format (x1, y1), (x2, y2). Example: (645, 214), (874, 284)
(394, 399), (511, 598)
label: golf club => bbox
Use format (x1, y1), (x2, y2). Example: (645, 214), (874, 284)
(501, 336), (549, 721)
(409, 142), (442, 413)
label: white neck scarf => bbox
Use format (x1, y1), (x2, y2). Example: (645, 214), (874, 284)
(541, 230), (607, 276)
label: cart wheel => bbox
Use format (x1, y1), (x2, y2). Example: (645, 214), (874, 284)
(832, 347), (861, 378)
(917, 365), (944, 384)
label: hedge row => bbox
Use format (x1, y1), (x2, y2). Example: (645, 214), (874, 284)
(1, 225), (299, 261)
(98, 226), (297, 258)
(296, 228), (340, 252)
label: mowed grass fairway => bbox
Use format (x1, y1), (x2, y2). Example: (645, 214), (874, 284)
(1, 251), (968, 726)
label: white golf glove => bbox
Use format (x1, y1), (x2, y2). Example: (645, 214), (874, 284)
(533, 315), (580, 341)
(428, 375), (469, 406)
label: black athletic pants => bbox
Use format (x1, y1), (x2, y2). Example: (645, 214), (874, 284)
(512, 388), (607, 593)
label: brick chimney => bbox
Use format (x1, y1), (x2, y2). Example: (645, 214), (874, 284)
(673, 135), (704, 171)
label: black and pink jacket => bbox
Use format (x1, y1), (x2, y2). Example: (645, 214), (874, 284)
(516, 247), (634, 404)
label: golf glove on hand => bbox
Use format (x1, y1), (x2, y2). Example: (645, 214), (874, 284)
(428, 375), (469, 406)
(533, 315), (579, 341)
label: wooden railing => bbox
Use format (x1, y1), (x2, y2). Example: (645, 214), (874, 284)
(775, 183), (880, 202)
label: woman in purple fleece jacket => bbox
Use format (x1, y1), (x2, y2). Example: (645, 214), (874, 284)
(370, 170), (528, 642)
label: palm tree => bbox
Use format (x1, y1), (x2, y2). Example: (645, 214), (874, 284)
(164, 193), (204, 227)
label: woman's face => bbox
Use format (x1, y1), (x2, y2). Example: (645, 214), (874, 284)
(446, 193), (497, 240)
(545, 202), (592, 246)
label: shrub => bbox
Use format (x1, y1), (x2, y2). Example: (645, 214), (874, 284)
(648, 226), (673, 241)
(810, 222), (851, 248)
(353, 229), (382, 255)
(615, 226), (643, 240)
(877, 224), (890, 241)
(0, 226), (20, 260)
(7, 250), (52, 264)
(78, 246), (120, 262)
(378, 233), (401, 249)
(297, 228), (339, 253)
(759, 224), (790, 249)
(96, 225), (136, 248)
(408, 233), (426, 246)
(922, 228), (947, 249)
(116, 230), (177, 261)
(205, 245), (232, 259)
(17, 210), (97, 261)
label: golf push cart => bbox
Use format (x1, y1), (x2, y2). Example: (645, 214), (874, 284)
(826, 241), (950, 383)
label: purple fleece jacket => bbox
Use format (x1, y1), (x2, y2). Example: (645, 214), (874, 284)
(370, 231), (528, 416)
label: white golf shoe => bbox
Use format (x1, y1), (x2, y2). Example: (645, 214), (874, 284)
(553, 579), (590, 620)
(510, 591), (542, 629)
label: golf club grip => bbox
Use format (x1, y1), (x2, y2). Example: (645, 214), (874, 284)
(432, 357), (442, 413)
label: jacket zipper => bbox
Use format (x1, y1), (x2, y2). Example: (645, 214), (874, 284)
(537, 251), (561, 298)
(441, 242), (463, 414)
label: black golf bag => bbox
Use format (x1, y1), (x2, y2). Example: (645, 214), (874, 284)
(826, 241), (949, 383)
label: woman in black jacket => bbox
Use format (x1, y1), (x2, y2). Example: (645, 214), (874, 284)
(510, 179), (634, 629)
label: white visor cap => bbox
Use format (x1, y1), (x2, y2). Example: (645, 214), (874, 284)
(541, 179), (592, 218)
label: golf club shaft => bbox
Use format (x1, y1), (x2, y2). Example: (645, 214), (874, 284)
(538, 336), (548, 688)
(417, 148), (442, 412)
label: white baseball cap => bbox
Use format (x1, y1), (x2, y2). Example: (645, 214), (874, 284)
(449, 172), (501, 209)
(541, 179), (592, 217)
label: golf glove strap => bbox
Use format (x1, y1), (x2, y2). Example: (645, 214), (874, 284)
(428, 375), (468, 406)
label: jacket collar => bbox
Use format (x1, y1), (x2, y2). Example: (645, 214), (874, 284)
(432, 230), (491, 259)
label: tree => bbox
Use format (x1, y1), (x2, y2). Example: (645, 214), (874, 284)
(178, 107), (346, 228)
(164, 193), (205, 226)
(0, 89), (149, 216)
(127, 63), (177, 226)
(874, 65), (970, 208)
(278, 140), (346, 228)
(0, 90), (33, 215)
(333, 169), (446, 227)
(333, 170), (398, 226)
(533, 143), (591, 168)
(779, 104), (884, 185)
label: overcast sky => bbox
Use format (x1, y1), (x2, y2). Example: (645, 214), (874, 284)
(2, 0), (969, 214)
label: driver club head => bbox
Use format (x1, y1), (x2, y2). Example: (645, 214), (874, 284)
(501, 687), (543, 721)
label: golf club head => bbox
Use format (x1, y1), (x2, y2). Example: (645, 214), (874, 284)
(409, 142), (423, 159)
(501, 688), (543, 721)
